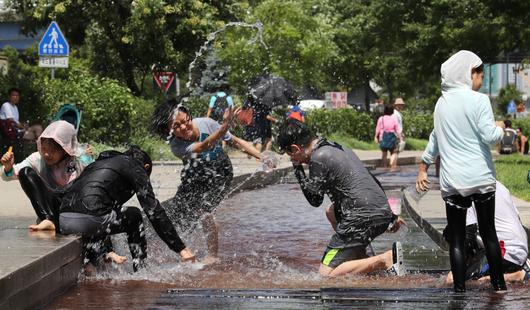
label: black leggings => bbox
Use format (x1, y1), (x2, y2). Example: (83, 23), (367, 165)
(444, 192), (506, 292)
(60, 207), (147, 271)
(17, 167), (62, 231)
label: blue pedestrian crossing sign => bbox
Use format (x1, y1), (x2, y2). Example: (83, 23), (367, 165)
(38, 21), (69, 56)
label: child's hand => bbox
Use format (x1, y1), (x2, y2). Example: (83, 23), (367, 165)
(179, 248), (196, 263)
(1, 151), (15, 172)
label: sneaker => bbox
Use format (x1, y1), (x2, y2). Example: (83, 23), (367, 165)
(389, 241), (405, 276)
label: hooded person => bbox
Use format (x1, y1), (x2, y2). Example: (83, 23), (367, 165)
(416, 50), (507, 292)
(0, 120), (93, 231)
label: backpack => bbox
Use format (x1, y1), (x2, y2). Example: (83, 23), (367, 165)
(378, 117), (397, 151)
(499, 130), (517, 154)
(212, 94), (229, 120)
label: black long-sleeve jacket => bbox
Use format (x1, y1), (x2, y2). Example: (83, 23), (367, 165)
(60, 151), (186, 253)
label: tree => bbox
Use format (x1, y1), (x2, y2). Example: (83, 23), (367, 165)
(191, 49), (231, 97)
(218, 0), (338, 94)
(7, 0), (239, 96)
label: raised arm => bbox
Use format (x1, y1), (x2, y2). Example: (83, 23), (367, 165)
(191, 108), (234, 153)
(227, 135), (262, 160)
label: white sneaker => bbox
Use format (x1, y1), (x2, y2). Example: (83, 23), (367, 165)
(389, 241), (405, 276)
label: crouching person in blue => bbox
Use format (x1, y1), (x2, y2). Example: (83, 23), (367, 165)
(59, 146), (195, 271)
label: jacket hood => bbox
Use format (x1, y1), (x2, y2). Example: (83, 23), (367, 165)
(441, 50), (483, 91)
(37, 120), (78, 157)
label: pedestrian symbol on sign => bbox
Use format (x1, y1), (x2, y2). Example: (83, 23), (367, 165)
(38, 21), (69, 57)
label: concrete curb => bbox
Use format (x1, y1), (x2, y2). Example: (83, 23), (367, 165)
(402, 190), (449, 251)
(0, 236), (82, 310)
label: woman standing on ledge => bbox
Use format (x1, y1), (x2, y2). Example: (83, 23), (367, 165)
(416, 50), (506, 292)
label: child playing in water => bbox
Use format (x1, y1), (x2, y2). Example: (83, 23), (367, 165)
(277, 119), (405, 277)
(162, 101), (262, 261)
(0, 120), (92, 232)
(59, 146), (195, 271)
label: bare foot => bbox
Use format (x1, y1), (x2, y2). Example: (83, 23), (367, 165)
(28, 229), (55, 239)
(29, 219), (55, 231)
(105, 252), (127, 264)
(202, 255), (220, 265)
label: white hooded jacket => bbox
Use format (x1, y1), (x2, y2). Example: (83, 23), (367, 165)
(421, 50), (504, 197)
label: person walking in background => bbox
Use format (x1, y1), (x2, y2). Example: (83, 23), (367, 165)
(0, 88), (43, 142)
(416, 50), (507, 293)
(374, 105), (403, 169)
(390, 98), (406, 171)
(206, 85), (234, 123)
(286, 104), (305, 122)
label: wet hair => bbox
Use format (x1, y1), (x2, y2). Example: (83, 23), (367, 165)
(504, 120), (512, 128)
(472, 64), (484, 74)
(40, 138), (67, 158)
(383, 104), (394, 116)
(277, 119), (315, 153)
(151, 95), (190, 138)
(125, 145), (153, 176)
(8, 87), (20, 96)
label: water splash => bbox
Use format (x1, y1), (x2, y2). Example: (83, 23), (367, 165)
(186, 21), (267, 90)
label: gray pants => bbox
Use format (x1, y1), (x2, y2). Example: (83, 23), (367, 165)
(60, 207), (146, 270)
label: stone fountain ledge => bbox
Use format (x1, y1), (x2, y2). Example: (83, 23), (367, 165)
(0, 150), (423, 310)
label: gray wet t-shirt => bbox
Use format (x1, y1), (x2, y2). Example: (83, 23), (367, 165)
(295, 139), (396, 248)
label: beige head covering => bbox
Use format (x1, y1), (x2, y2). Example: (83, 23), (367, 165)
(394, 98), (405, 105)
(37, 120), (78, 156)
(441, 50), (483, 91)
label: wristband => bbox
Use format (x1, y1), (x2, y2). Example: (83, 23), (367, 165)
(4, 168), (14, 177)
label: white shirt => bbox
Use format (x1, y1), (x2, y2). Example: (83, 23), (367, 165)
(467, 181), (528, 266)
(0, 101), (20, 124)
(392, 109), (403, 132)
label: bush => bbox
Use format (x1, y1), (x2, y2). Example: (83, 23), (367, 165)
(305, 108), (374, 141)
(512, 118), (530, 136)
(42, 66), (155, 145)
(401, 110), (433, 139)
(495, 84), (523, 115)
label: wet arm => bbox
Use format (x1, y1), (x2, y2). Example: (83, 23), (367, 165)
(190, 120), (230, 154)
(131, 168), (186, 253)
(293, 164), (324, 207)
(227, 136), (262, 160)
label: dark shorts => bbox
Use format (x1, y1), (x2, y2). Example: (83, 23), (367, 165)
(466, 250), (523, 280)
(321, 245), (368, 268)
(164, 157), (233, 232)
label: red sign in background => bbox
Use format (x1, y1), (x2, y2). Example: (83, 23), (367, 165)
(153, 72), (175, 93)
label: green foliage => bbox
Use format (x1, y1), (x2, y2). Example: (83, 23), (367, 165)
(495, 84), (523, 115)
(182, 96), (209, 119)
(328, 132), (378, 150)
(401, 110), (433, 140)
(512, 118), (530, 136)
(305, 108), (374, 141)
(495, 155), (530, 202)
(40, 59), (155, 144)
(0, 46), (52, 123)
(218, 0), (338, 94)
(8, 0), (235, 95)
(405, 138), (428, 151)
